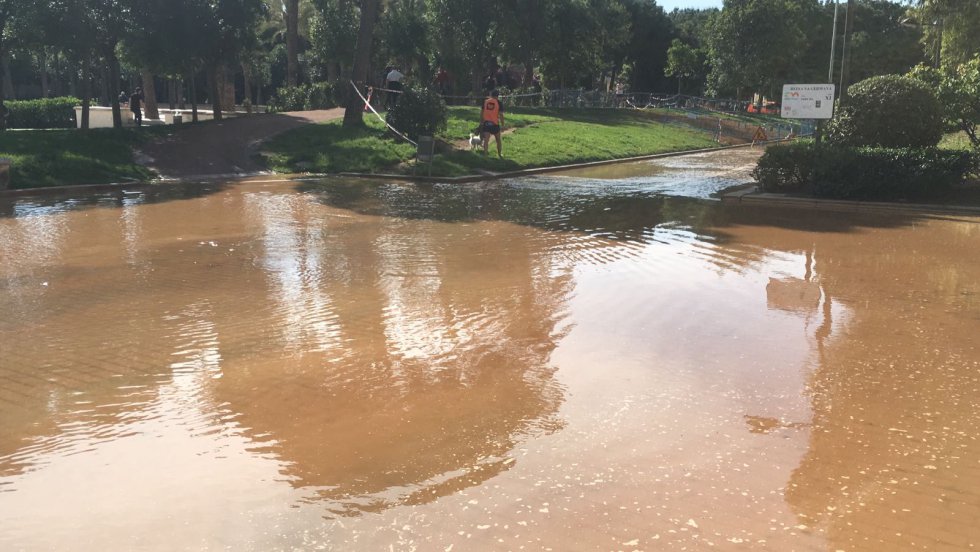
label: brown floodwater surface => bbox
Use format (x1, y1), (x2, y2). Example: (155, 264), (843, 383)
(2, 172), (980, 551)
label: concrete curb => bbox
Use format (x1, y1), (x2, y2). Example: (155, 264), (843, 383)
(721, 186), (980, 217)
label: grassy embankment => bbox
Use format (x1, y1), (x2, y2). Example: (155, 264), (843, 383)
(939, 131), (976, 152)
(0, 128), (161, 189)
(260, 106), (719, 177)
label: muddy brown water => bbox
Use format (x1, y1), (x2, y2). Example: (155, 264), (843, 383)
(2, 156), (980, 550)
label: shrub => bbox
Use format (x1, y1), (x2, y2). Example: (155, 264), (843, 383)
(827, 75), (943, 148)
(385, 87), (448, 141)
(6, 97), (80, 129)
(268, 82), (341, 113)
(753, 142), (976, 200)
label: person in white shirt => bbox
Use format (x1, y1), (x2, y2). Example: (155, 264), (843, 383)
(385, 67), (405, 110)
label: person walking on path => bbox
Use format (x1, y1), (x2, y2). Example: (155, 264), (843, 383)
(479, 89), (504, 157)
(130, 87), (144, 127)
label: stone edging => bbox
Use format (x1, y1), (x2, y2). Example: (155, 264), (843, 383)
(721, 186), (980, 217)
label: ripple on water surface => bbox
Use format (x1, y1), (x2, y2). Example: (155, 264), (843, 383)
(2, 166), (980, 550)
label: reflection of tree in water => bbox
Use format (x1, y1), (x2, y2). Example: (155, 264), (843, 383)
(204, 190), (579, 516)
(710, 208), (980, 549)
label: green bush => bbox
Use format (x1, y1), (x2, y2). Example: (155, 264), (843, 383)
(827, 75), (943, 148)
(753, 142), (976, 200)
(6, 97), (79, 129)
(385, 87), (448, 141)
(268, 82), (341, 113)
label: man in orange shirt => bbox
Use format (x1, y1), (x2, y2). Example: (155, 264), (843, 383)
(479, 89), (504, 157)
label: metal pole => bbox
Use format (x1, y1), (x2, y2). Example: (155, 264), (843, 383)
(828, 0), (839, 83)
(838, 0), (855, 104)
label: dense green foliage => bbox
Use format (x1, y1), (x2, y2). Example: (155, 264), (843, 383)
(0, 0), (951, 117)
(753, 142), (976, 200)
(6, 97), (79, 129)
(0, 128), (156, 189)
(385, 88), (448, 141)
(827, 75), (943, 148)
(268, 82), (342, 112)
(262, 107), (716, 177)
(914, 0), (980, 67)
(909, 58), (980, 148)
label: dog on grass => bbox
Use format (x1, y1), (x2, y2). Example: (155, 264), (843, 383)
(468, 133), (483, 150)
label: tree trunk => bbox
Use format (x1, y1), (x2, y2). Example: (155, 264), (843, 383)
(242, 63), (252, 112)
(343, 0), (380, 128)
(69, 61), (77, 98)
(189, 71), (198, 122)
(142, 69), (159, 120)
(286, 0), (300, 87)
(81, 62), (91, 130)
(100, 66), (110, 106)
(2, 52), (16, 100)
(110, 55), (122, 128)
(168, 78), (176, 110)
(219, 67), (235, 112)
(208, 65), (222, 120)
(40, 50), (49, 97)
(178, 77), (185, 109)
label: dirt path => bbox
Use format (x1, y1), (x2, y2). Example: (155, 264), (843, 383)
(140, 108), (344, 178)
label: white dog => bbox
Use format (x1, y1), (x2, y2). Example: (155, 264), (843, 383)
(468, 133), (483, 150)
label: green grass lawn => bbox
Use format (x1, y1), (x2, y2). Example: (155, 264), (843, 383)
(261, 107), (718, 177)
(0, 128), (160, 189)
(940, 131), (977, 151)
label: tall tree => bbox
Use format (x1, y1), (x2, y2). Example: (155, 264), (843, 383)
(200, 0), (266, 119)
(308, 0), (357, 82)
(343, 0), (380, 128)
(706, 0), (808, 99)
(665, 39), (702, 94)
(913, 0), (980, 67)
(286, 0), (299, 85)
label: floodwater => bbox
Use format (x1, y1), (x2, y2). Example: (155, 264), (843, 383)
(2, 152), (980, 551)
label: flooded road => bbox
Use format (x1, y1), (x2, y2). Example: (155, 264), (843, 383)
(2, 153), (980, 550)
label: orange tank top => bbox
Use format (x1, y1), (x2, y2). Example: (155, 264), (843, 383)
(481, 98), (500, 124)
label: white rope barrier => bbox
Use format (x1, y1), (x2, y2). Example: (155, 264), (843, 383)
(350, 81), (417, 147)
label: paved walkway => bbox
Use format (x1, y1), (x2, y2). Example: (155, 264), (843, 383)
(140, 108), (345, 178)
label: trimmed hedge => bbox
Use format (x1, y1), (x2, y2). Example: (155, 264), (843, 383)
(7, 97), (79, 129)
(267, 82), (343, 112)
(827, 75), (944, 148)
(385, 87), (448, 141)
(753, 142), (977, 200)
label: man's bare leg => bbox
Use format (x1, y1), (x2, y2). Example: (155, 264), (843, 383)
(481, 132), (490, 154)
(494, 133), (502, 157)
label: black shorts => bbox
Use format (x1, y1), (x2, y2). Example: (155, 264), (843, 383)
(481, 121), (500, 134)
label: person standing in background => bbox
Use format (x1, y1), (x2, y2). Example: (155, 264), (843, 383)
(130, 87), (144, 127)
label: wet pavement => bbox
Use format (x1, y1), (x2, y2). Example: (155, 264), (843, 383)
(2, 150), (980, 551)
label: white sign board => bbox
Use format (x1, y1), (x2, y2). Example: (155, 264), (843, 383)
(781, 84), (835, 119)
